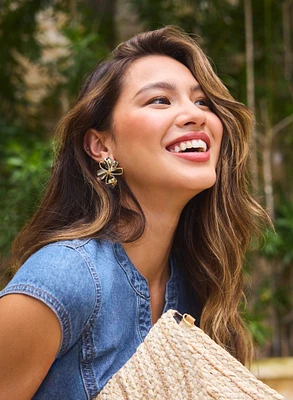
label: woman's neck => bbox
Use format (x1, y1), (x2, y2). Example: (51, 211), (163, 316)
(122, 201), (181, 285)
(122, 188), (189, 324)
(122, 205), (181, 324)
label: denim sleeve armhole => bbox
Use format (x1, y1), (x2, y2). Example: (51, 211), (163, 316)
(0, 242), (101, 358)
(0, 284), (71, 357)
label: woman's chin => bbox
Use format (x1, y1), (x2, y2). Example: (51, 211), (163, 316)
(179, 171), (217, 193)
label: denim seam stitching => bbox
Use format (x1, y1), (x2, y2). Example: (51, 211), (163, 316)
(74, 246), (102, 328)
(112, 243), (150, 300)
(80, 328), (98, 398)
(73, 244), (102, 398)
(51, 238), (92, 249)
(137, 297), (144, 342)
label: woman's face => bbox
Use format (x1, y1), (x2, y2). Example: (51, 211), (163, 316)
(108, 55), (223, 204)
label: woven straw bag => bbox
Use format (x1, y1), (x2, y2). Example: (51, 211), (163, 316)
(96, 309), (283, 399)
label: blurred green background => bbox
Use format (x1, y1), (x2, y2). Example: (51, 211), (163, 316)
(0, 0), (292, 358)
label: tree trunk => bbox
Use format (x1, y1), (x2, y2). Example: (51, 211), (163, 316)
(282, 0), (293, 81)
(260, 100), (275, 219)
(244, 0), (259, 192)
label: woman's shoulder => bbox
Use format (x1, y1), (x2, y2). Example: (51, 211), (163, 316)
(1, 238), (113, 298)
(0, 238), (114, 355)
(34, 237), (115, 263)
(14, 237), (113, 272)
(1, 238), (118, 297)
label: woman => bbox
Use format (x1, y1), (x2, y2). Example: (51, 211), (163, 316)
(0, 26), (268, 399)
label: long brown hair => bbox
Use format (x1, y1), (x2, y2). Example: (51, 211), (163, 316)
(10, 26), (268, 364)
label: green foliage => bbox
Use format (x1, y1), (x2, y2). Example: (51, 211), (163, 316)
(262, 201), (293, 265)
(0, 0), (51, 117)
(246, 313), (272, 348)
(0, 0), (292, 356)
(245, 199), (293, 354)
(0, 0), (108, 264)
(46, 24), (108, 105)
(0, 117), (52, 260)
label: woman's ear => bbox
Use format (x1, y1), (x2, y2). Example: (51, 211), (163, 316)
(84, 129), (114, 162)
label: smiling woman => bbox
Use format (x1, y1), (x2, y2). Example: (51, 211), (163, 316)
(0, 26), (269, 399)
(85, 54), (223, 199)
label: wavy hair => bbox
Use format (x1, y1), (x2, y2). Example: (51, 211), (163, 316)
(10, 26), (268, 364)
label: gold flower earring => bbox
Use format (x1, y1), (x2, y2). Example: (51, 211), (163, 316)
(97, 157), (123, 188)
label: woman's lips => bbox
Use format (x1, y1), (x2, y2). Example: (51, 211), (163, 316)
(169, 150), (210, 162)
(166, 132), (211, 162)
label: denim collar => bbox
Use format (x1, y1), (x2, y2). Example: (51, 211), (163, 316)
(112, 242), (180, 302)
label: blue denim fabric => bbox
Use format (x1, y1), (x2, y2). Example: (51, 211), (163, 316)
(0, 239), (191, 399)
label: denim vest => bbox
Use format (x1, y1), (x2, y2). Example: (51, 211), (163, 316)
(0, 239), (191, 399)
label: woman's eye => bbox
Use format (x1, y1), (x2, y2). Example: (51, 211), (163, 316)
(147, 96), (171, 105)
(195, 98), (210, 107)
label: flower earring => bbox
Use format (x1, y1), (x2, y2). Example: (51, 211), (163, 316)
(97, 157), (123, 187)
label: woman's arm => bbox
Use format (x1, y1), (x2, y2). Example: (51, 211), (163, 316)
(0, 294), (62, 400)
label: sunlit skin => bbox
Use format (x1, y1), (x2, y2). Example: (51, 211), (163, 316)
(85, 55), (224, 323)
(109, 55), (223, 209)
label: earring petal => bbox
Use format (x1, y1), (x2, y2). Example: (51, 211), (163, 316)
(112, 167), (123, 175)
(97, 170), (107, 179)
(104, 157), (112, 169)
(111, 160), (119, 170)
(107, 176), (117, 186)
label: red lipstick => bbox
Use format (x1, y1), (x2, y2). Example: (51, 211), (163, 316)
(166, 132), (211, 162)
(166, 132), (210, 149)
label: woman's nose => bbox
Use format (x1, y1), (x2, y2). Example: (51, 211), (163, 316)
(175, 101), (207, 128)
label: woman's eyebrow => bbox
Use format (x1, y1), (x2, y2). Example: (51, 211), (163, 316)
(133, 82), (175, 98)
(133, 81), (202, 99)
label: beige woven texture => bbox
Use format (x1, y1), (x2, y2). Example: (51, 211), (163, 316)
(97, 310), (283, 399)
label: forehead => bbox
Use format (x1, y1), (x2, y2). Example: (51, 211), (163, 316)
(121, 55), (198, 95)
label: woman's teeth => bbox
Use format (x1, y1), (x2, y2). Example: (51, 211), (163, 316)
(169, 139), (208, 153)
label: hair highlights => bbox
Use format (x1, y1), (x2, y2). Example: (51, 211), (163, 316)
(9, 26), (269, 365)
